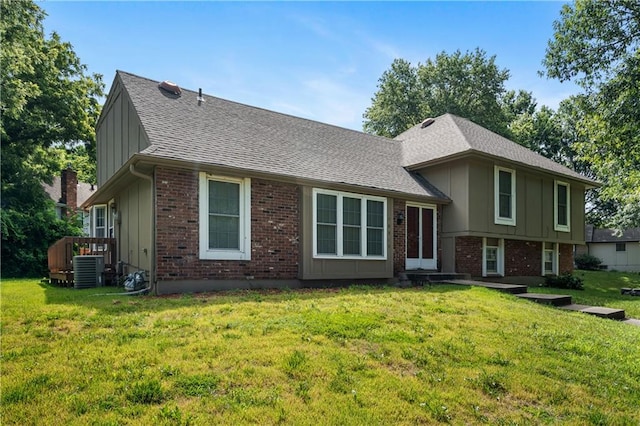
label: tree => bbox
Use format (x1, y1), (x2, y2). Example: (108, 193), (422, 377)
(363, 49), (514, 138)
(362, 59), (425, 138)
(1, 0), (104, 277)
(543, 0), (640, 229)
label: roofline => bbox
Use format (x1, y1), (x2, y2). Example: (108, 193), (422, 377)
(82, 154), (451, 208)
(406, 150), (599, 188)
(114, 70), (394, 145)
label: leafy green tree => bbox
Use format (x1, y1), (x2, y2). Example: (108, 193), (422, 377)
(363, 49), (514, 138)
(1, 0), (103, 277)
(362, 59), (425, 138)
(543, 0), (640, 229)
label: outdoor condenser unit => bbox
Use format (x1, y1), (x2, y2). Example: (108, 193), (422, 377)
(73, 255), (105, 289)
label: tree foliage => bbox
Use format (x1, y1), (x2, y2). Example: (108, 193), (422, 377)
(1, 0), (103, 277)
(543, 0), (640, 229)
(364, 49), (516, 138)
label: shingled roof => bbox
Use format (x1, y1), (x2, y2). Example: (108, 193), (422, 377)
(117, 71), (448, 200)
(115, 71), (595, 201)
(585, 224), (640, 243)
(397, 114), (597, 186)
(43, 176), (96, 207)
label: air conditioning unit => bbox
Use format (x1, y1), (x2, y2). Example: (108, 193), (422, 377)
(73, 255), (105, 289)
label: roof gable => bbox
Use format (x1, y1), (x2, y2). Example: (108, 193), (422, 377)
(396, 114), (597, 185)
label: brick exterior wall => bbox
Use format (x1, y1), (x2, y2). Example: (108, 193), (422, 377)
(559, 243), (574, 274)
(455, 236), (483, 277)
(393, 199), (406, 275)
(455, 236), (575, 277)
(505, 240), (542, 276)
(155, 167), (299, 281)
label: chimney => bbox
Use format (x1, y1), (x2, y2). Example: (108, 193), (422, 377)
(61, 165), (78, 217)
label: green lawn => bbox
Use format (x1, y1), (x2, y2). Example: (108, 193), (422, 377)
(1, 277), (639, 425)
(531, 270), (640, 318)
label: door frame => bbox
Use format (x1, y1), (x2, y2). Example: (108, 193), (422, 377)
(405, 203), (437, 270)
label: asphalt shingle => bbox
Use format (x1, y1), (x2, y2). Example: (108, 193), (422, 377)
(119, 71), (448, 200)
(397, 114), (597, 185)
(116, 71), (595, 203)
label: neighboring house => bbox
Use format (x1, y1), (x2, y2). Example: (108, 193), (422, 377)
(43, 167), (97, 235)
(82, 71), (597, 294)
(580, 225), (640, 272)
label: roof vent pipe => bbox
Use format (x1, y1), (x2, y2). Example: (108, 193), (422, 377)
(421, 118), (435, 128)
(197, 88), (204, 106)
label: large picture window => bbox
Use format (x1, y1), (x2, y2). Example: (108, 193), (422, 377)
(313, 189), (386, 259)
(199, 173), (251, 260)
(494, 166), (516, 226)
(554, 180), (570, 232)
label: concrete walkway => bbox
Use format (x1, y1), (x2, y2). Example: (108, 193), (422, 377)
(442, 279), (639, 326)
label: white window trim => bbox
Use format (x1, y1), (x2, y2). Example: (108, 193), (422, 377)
(554, 180), (571, 232)
(92, 205), (107, 238)
(312, 188), (387, 260)
(542, 243), (559, 276)
(198, 173), (251, 260)
(482, 237), (504, 277)
(494, 166), (516, 226)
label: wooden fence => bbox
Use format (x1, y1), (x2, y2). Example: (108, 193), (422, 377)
(47, 237), (117, 286)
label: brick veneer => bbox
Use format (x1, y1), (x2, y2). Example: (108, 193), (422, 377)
(559, 243), (574, 274)
(393, 199), (406, 275)
(155, 167), (299, 281)
(455, 236), (483, 277)
(455, 236), (575, 277)
(505, 240), (541, 276)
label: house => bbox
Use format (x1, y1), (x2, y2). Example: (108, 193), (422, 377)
(82, 71), (597, 294)
(580, 225), (640, 272)
(43, 166), (97, 235)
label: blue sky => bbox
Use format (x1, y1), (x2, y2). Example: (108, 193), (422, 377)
(42, 1), (577, 131)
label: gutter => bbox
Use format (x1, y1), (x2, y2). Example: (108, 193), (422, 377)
(129, 163), (157, 295)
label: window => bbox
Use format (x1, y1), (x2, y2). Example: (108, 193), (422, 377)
(313, 189), (386, 259)
(494, 166), (516, 226)
(542, 242), (558, 275)
(482, 237), (504, 276)
(93, 206), (106, 238)
(616, 243), (626, 252)
(554, 181), (570, 232)
(199, 173), (251, 260)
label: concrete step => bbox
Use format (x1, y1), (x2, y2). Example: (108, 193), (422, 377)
(404, 272), (470, 284)
(580, 306), (626, 320)
(621, 318), (640, 326)
(559, 304), (626, 320)
(442, 279), (528, 294)
(515, 293), (573, 306)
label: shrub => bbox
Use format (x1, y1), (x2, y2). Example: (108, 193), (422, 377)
(574, 253), (602, 271)
(543, 273), (584, 290)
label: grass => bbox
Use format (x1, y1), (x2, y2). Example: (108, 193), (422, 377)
(1, 275), (639, 425)
(532, 270), (640, 318)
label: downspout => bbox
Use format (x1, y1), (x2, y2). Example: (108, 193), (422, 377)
(129, 163), (157, 295)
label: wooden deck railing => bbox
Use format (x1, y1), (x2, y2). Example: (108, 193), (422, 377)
(47, 237), (117, 285)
